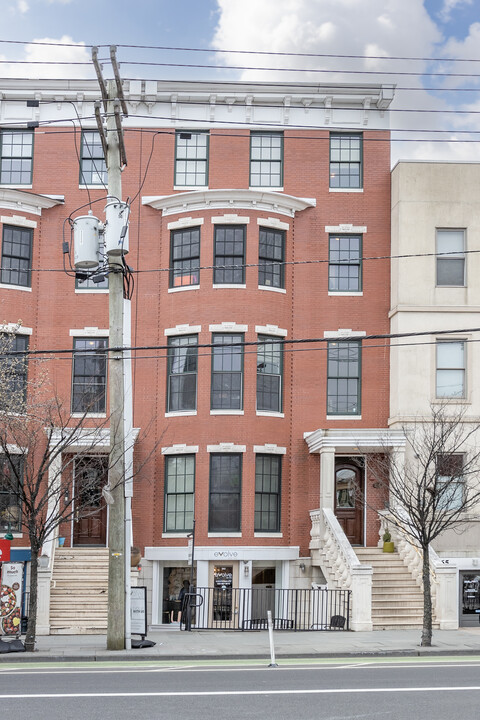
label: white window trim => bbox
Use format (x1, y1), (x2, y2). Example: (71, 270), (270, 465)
(254, 444), (286, 455)
(162, 444), (199, 455)
(327, 415), (362, 420)
(249, 186), (284, 193)
(0, 324), (32, 335)
(165, 410), (197, 417)
(324, 329), (366, 338)
(173, 185), (209, 192)
(258, 285), (287, 294)
(210, 410), (245, 416)
(257, 217), (290, 231)
(71, 413), (107, 419)
(328, 291), (363, 297)
(256, 411), (285, 418)
(329, 188), (364, 194)
(1, 215), (37, 229)
(0, 283), (32, 292)
(255, 324), (287, 338)
(69, 327), (109, 337)
(212, 284), (247, 289)
(207, 443), (246, 453)
(212, 214), (250, 224)
(167, 217), (205, 230)
(209, 322), (248, 333)
(164, 324), (201, 337)
(168, 285), (200, 293)
(254, 532), (283, 538)
(325, 224), (367, 233)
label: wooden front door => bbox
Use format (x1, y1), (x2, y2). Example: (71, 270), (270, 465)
(73, 456), (108, 546)
(334, 460), (364, 545)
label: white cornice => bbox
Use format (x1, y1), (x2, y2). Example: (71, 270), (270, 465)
(304, 428), (407, 454)
(142, 189), (316, 218)
(0, 189), (64, 216)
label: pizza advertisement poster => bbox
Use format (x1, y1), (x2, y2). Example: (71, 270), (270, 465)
(0, 562), (24, 636)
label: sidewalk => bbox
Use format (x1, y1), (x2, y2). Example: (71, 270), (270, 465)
(2, 627), (480, 662)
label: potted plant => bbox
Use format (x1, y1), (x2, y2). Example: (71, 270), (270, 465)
(383, 528), (395, 553)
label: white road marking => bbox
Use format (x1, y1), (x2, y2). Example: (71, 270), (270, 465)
(1, 686), (480, 699)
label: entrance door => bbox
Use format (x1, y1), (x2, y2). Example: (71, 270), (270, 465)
(460, 571), (480, 626)
(208, 562), (239, 628)
(73, 457), (108, 546)
(334, 460), (364, 545)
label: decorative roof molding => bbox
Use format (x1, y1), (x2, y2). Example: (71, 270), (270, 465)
(0, 189), (64, 216)
(142, 189), (316, 218)
(304, 428), (407, 454)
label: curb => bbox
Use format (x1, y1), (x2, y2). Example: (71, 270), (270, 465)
(1, 648), (480, 663)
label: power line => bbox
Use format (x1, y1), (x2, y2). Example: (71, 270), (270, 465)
(1, 38), (480, 64)
(23, 246), (480, 276)
(5, 326), (480, 358)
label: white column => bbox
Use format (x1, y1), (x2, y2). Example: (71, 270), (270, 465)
(320, 447), (336, 511)
(434, 564), (459, 629)
(350, 565), (373, 631)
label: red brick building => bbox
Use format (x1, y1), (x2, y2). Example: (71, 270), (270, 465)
(0, 79), (399, 631)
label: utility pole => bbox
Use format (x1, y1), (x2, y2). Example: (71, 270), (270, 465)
(105, 77), (126, 650)
(92, 46), (131, 650)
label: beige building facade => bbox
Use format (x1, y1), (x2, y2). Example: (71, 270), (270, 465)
(390, 161), (480, 626)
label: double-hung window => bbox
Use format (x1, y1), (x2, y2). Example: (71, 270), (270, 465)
(436, 341), (465, 399)
(259, 227), (284, 288)
(164, 455), (195, 532)
(213, 225), (245, 285)
(80, 131), (107, 186)
(255, 454), (281, 532)
(257, 335), (283, 412)
(0, 454), (23, 533)
(329, 235), (362, 291)
(327, 340), (361, 415)
(211, 333), (243, 410)
(167, 335), (198, 412)
(170, 226), (200, 288)
(250, 132), (283, 188)
(1, 224), (32, 288)
(436, 229), (465, 286)
(0, 129), (33, 185)
(209, 453), (241, 532)
(71, 337), (108, 413)
(175, 131), (209, 187)
(436, 454), (464, 510)
(0, 333), (28, 413)
(329, 133), (362, 189)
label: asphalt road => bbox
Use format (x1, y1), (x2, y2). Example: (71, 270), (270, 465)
(0, 657), (479, 719)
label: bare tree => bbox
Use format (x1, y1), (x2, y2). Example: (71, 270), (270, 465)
(0, 329), (155, 651)
(369, 404), (480, 646)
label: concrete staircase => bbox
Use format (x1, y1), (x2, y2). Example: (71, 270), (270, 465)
(49, 547), (109, 634)
(355, 547), (434, 630)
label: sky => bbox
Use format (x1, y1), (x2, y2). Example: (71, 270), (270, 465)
(1, 0), (480, 163)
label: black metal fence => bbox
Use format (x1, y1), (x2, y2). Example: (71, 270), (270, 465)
(181, 587), (351, 631)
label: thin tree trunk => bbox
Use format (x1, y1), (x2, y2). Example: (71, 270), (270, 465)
(421, 545), (433, 647)
(24, 545), (38, 652)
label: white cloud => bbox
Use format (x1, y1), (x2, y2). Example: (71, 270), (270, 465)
(17, 0), (29, 13)
(211, 0), (480, 164)
(438, 0), (473, 23)
(4, 35), (93, 79)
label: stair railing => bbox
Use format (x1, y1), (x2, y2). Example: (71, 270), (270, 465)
(378, 509), (458, 629)
(311, 508), (373, 631)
